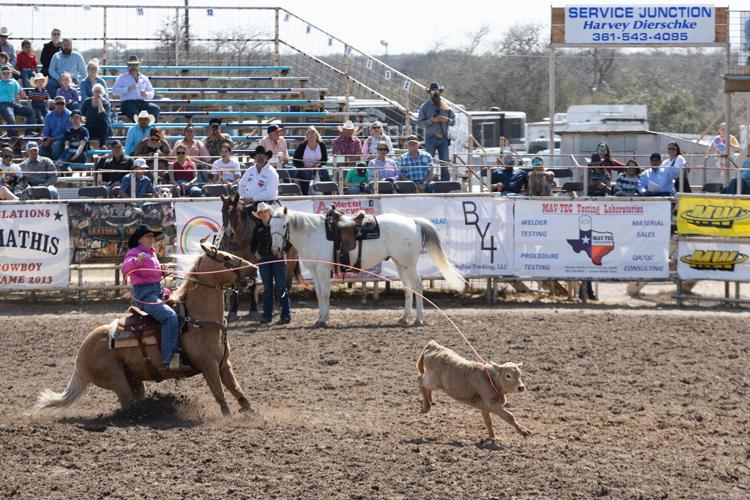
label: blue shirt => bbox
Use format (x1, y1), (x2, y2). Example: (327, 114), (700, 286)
(491, 167), (527, 194)
(0, 77), (21, 103)
(124, 124), (152, 155)
(398, 150), (434, 184)
(120, 173), (154, 198)
(638, 167), (679, 195)
(48, 51), (87, 83)
(79, 77), (108, 101)
(42, 108), (71, 140)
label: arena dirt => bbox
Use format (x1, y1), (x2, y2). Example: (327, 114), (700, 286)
(1, 303), (748, 499)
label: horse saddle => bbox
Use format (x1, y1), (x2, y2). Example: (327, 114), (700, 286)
(324, 206), (380, 272)
(108, 303), (187, 350)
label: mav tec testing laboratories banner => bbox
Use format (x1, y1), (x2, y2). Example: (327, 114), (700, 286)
(0, 204), (70, 289)
(513, 199), (671, 279)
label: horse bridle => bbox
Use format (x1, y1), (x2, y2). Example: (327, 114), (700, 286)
(270, 215), (290, 253)
(187, 246), (255, 291)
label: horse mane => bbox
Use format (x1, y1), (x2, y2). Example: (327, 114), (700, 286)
(286, 210), (322, 231)
(173, 254), (206, 301)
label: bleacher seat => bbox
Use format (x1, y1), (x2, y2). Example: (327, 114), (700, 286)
(311, 181), (338, 195)
(550, 168), (573, 178)
(431, 181), (462, 193)
(78, 186), (109, 199)
(394, 180), (418, 194)
(278, 183), (303, 196)
(701, 182), (723, 193)
(561, 182), (583, 193)
(110, 186), (121, 199)
(203, 184), (229, 197)
(26, 186), (52, 199)
(368, 181), (393, 194)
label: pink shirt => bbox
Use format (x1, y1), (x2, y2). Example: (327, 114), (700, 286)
(121, 245), (163, 285)
(259, 135), (288, 167)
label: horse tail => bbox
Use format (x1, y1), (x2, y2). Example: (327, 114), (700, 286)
(414, 218), (466, 292)
(35, 367), (88, 411)
(417, 349), (426, 374)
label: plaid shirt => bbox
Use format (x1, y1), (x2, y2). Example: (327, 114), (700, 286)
(397, 150), (433, 184)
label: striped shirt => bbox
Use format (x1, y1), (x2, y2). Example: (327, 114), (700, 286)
(27, 87), (50, 103)
(397, 150), (433, 184)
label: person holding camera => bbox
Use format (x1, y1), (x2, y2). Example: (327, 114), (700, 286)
(417, 82), (455, 181)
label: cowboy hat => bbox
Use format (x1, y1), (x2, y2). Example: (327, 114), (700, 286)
(126, 55), (140, 65)
(427, 82), (444, 93)
(128, 224), (162, 249)
(133, 110), (155, 125)
(29, 72), (48, 87)
(253, 145), (273, 159)
(251, 201), (273, 219)
(337, 120), (361, 134)
(0, 27), (11, 37)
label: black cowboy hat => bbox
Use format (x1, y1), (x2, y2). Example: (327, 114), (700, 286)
(253, 145), (273, 159)
(128, 224), (162, 249)
(427, 82), (444, 93)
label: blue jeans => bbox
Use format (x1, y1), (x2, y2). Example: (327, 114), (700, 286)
(46, 78), (59, 98)
(20, 69), (34, 88)
(60, 148), (87, 165)
(31, 101), (48, 124)
(0, 101), (33, 127)
(347, 184), (371, 194)
(120, 99), (161, 121)
(40, 139), (65, 161)
(132, 282), (178, 366)
(259, 257), (290, 321)
(424, 134), (451, 181)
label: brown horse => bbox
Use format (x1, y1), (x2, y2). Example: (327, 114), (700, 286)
(219, 193), (302, 319)
(36, 242), (256, 416)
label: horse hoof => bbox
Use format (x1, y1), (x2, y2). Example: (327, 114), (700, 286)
(397, 317), (409, 326)
(313, 321), (327, 328)
(220, 405), (231, 416)
(412, 320), (425, 327)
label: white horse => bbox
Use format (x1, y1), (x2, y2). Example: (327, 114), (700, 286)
(269, 207), (465, 327)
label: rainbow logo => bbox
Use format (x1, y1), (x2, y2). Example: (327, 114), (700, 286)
(179, 216), (221, 254)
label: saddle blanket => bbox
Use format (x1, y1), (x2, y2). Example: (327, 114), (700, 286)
(107, 319), (159, 350)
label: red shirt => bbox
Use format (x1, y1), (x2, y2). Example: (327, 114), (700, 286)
(172, 159), (196, 182)
(16, 51), (37, 71)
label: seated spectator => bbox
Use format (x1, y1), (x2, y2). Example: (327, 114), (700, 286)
(367, 140), (399, 182)
(94, 139), (133, 193)
(397, 135), (435, 193)
(27, 73), (50, 125)
(332, 120), (363, 169)
(0, 145), (21, 197)
(0, 52), (18, 79)
(40, 96), (71, 160)
(527, 156), (554, 196)
(133, 127), (171, 180)
(18, 141), (59, 199)
(613, 160), (641, 196)
(487, 153), (527, 194)
(722, 152), (750, 194)
(124, 110), (154, 155)
(173, 124), (210, 181)
(292, 125), (330, 195)
(361, 121), (393, 162)
(79, 59), (107, 101)
(169, 146), (203, 197)
(55, 72), (79, 111)
(0, 27), (17, 70)
(204, 118), (233, 160)
(665, 142), (691, 193)
(344, 162), (371, 194)
(59, 110), (88, 165)
(638, 152), (678, 196)
(587, 153), (611, 196)
(0, 64), (32, 137)
(111, 55), (159, 121)
(258, 124), (288, 168)
(119, 158), (154, 199)
(47, 38), (86, 97)
(79, 83), (111, 147)
(210, 143), (241, 184)
(15, 39), (37, 88)
(596, 141), (624, 173)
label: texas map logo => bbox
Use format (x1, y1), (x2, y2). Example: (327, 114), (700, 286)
(567, 216), (614, 266)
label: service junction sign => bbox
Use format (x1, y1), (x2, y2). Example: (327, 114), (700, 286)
(564, 4), (716, 44)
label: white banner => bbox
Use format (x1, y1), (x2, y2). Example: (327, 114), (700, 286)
(0, 203), (70, 289)
(564, 4), (716, 44)
(513, 199), (671, 279)
(380, 196), (514, 278)
(678, 240), (750, 281)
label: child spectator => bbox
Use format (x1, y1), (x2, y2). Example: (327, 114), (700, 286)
(60, 110), (89, 165)
(587, 153), (611, 196)
(613, 160), (641, 196)
(0, 52), (19, 79)
(210, 142), (241, 184)
(55, 72), (79, 111)
(27, 73), (50, 125)
(15, 40), (37, 87)
(527, 156), (555, 196)
(251, 202), (291, 325)
(169, 146), (202, 197)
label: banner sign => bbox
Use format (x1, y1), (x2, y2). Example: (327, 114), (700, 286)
(676, 195), (750, 238)
(0, 203), (70, 289)
(564, 4), (716, 44)
(678, 240), (750, 281)
(380, 196), (514, 278)
(513, 199), (671, 279)
(69, 201), (174, 263)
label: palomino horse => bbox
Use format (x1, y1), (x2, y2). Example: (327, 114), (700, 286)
(269, 207), (465, 327)
(36, 242), (256, 416)
(219, 193), (302, 319)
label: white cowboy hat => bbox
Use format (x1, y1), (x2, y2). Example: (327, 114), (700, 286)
(251, 202), (273, 219)
(29, 72), (48, 87)
(133, 110), (155, 125)
(0, 27), (11, 37)
(337, 120), (361, 134)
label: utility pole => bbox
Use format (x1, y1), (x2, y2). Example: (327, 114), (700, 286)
(183, 0), (190, 54)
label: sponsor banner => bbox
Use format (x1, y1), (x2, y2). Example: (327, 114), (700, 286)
(380, 196), (514, 278)
(68, 200), (175, 263)
(513, 199), (671, 279)
(0, 203), (70, 289)
(678, 240), (750, 281)
(677, 195), (750, 237)
(564, 5), (716, 45)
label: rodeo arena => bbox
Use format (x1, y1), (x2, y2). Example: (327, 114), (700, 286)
(1, 1), (750, 498)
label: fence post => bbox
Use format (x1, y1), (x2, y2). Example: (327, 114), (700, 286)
(342, 45), (350, 117)
(101, 7), (108, 65)
(175, 8), (180, 66)
(274, 9), (280, 66)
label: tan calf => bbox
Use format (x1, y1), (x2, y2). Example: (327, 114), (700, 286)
(416, 340), (530, 439)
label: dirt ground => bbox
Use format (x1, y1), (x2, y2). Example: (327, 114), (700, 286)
(1, 300), (748, 499)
